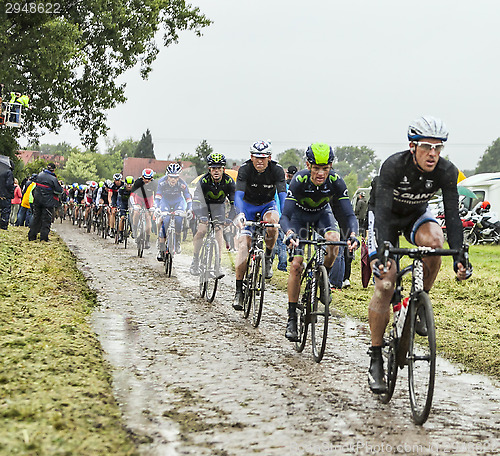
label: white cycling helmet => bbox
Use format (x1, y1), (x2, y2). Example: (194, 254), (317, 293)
(407, 115), (449, 142)
(250, 140), (272, 157)
(166, 163), (182, 177)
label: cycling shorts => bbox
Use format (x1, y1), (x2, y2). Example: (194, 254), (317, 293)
(368, 208), (439, 260)
(286, 206), (339, 240)
(239, 199), (278, 237)
(134, 194), (154, 210)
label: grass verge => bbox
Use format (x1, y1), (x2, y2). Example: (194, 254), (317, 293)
(0, 227), (137, 455)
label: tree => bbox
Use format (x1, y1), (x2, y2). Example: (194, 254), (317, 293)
(36, 142), (81, 157)
(475, 139), (500, 174)
(0, 1), (212, 149)
(334, 146), (380, 188)
(135, 129), (155, 159)
(58, 152), (99, 184)
(276, 148), (305, 170)
(180, 139), (213, 175)
(105, 136), (139, 159)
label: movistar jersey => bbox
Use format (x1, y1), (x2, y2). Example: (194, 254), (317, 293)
(375, 150), (463, 254)
(280, 169), (357, 235)
(193, 172), (236, 219)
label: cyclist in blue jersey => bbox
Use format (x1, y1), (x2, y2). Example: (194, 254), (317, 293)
(233, 140), (287, 310)
(108, 173), (123, 237)
(280, 143), (359, 341)
(190, 152), (236, 276)
(154, 163), (192, 260)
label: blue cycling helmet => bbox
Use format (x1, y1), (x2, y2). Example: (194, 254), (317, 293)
(305, 143), (335, 165)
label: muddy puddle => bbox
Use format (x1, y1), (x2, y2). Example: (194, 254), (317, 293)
(53, 222), (500, 455)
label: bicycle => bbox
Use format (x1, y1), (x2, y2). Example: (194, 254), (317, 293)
(292, 230), (348, 363)
(198, 218), (226, 303)
(158, 210), (186, 277)
(378, 241), (471, 425)
(241, 217), (281, 328)
(135, 206), (151, 258)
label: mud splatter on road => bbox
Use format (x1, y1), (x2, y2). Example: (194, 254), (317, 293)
(54, 223), (500, 455)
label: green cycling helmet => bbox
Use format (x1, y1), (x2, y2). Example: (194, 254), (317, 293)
(305, 142), (335, 165)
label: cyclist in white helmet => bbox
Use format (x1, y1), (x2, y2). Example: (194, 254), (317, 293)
(366, 115), (472, 395)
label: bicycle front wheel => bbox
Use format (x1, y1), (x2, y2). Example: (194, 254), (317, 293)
(408, 292), (436, 425)
(205, 239), (219, 303)
(242, 256), (253, 319)
(198, 243), (207, 298)
(310, 265), (330, 363)
(251, 250), (265, 328)
(165, 252), (173, 277)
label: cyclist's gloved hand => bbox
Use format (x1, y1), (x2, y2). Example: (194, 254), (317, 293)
(284, 231), (298, 248)
(235, 212), (246, 228)
(186, 209), (194, 221)
(454, 260), (473, 280)
(154, 208), (161, 219)
(347, 235), (360, 251)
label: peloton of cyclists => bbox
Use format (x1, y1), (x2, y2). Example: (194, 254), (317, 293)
(190, 152), (236, 277)
(83, 181), (98, 227)
(366, 115), (472, 394)
(232, 140), (287, 310)
(280, 143), (359, 341)
(154, 163), (192, 260)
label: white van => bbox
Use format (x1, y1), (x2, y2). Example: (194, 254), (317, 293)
(458, 172), (500, 213)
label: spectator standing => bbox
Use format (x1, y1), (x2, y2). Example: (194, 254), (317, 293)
(9, 178), (22, 224)
(16, 174), (37, 226)
(354, 191), (369, 237)
(0, 156), (15, 229)
(28, 163), (63, 241)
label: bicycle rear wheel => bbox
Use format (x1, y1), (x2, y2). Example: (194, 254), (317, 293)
(198, 243), (207, 298)
(137, 221), (145, 257)
(205, 238), (219, 303)
(123, 216), (129, 248)
(310, 265), (330, 363)
(242, 256), (253, 319)
(379, 338), (398, 404)
(408, 292), (436, 425)
(251, 250), (265, 328)
(164, 251), (173, 277)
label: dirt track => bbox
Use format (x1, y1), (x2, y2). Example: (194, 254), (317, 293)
(54, 222), (500, 455)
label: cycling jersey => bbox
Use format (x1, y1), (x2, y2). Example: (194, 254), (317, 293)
(374, 150), (463, 259)
(193, 172), (236, 220)
(235, 159), (286, 207)
(280, 169), (358, 237)
(97, 186), (109, 204)
(131, 177), (155, 209)
(154, 176), (192, 211)
(108, 182), (123, 206)
(84, 188), (97, 205)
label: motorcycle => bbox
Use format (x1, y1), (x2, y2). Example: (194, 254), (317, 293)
(463, 211), (500, 245)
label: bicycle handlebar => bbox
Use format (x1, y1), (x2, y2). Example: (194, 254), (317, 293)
(244, 221), (280, 228)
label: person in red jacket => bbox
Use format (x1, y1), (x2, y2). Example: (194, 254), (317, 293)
(9, 178), (22, 224)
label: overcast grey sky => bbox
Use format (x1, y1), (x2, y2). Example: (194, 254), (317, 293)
(41, 0), (500, 171)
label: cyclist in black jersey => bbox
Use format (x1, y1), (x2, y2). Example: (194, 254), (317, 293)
(108, 173), (123, 237)
(367, 116), (472, 394)
(232, 140), (287, 310)
(190, 152), (236, 276)
(280, 143), (359, 341)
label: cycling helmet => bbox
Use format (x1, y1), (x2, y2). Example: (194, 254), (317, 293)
(142, 168), (154, 179)
(72, 182), (78, 188)
(250, 140), (272, 157)
(90, 181), (98, 188)
(99, 181), (104, 188)
(166, 163), (182, 177)
(79, 184), (84, 191)
(113, 173), (123, 181)
(481, 201), (491, 211)
(206, 152), (226, 167)
(125, 175), (134, 185)
(407, 115), (449, 142)
(105, 179), (113, 188)
(305, 142), (335, 165)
